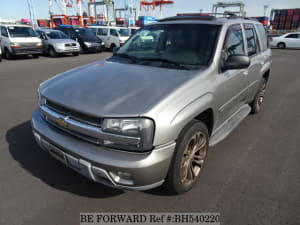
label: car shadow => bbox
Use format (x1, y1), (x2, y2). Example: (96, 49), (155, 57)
(6, 121), (124, 198)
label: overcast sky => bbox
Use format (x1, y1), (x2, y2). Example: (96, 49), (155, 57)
(0, 0), (299, 20)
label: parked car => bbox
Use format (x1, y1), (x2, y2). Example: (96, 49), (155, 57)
(55, 26), (104, 53)
(89, 26), (131, 49)
(129, 27), (140, 35)
(36, 29), (80, 57)
(32, 15), (271, 194)
(270, 32), (300, 49)
(0, 24), (42, 59)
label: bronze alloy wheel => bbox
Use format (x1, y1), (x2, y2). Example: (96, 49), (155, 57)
(165, 121), (209, 194)
(180, 131), (207, 185)
(257, 81), (267, 109)
(250, 77), (267, 114)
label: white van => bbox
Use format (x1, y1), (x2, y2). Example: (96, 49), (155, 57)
(0, 24), (42, 58)
(89, 26), (131, 49)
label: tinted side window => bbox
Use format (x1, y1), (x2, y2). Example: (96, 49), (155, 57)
(1, 27), (8, 37)
(255, 24), (268, 51)
(285, 34), (298, 38)
(223, 25), (245, 60)
(98, 28), (108, 36)
(244, 23), (260, 56)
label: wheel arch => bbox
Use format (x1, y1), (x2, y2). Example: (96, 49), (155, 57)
(262, 69), (270, 82)
(194, 108), (214, 137)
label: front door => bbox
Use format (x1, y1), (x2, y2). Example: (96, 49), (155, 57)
(214, 24), (249, 127)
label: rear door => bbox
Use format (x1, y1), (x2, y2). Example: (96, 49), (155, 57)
(243, 23), (265, 101)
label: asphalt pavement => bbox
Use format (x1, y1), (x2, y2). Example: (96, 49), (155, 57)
(0, 50), (299, 225)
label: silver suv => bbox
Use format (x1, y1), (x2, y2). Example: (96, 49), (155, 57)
(31, 15), (272, 194)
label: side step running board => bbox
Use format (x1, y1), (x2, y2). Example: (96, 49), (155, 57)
(209, 104), (251, 146)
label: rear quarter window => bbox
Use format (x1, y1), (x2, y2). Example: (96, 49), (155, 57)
(255, 24), (268, 51)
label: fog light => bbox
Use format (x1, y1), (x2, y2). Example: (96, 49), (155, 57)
(109, 171), (134, 185)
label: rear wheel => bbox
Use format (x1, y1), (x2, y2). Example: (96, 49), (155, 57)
(250, 77), (267, 114)
(165, 121), (209, 194)
(32, 54), (39, 58)
(72, 52), (79, 56)
(277, 42), (286, 49)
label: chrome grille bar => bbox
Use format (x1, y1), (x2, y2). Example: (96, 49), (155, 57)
(40, 105), (140, 146)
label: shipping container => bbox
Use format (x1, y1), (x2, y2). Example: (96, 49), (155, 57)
(270, 8), (300, 31)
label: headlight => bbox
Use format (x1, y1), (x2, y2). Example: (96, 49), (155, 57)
(84, 42), (91, 47)
(102, 118), (154, 151)
(36, 42), (43, 47)
(37, 87), (45, 107)
(54, 43), (64, 49)
(10, 42), (20, 48)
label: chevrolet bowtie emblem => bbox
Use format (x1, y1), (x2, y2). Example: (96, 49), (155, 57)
(55, 117), (68, 128)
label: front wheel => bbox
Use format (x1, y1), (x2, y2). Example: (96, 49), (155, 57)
(4, 48), (12, 59)
(49, 47), (57, 57)
(250, 78), (267, 114)
(165, 121), (209, 194)
(72, 52), (79, 56)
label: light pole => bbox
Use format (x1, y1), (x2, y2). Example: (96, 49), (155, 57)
(264, 5), (269, 17)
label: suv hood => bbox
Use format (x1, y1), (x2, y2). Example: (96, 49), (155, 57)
(47, 39), (77, 44)
(41, 60), (199, 117)
(9, 37), (41, 43)
(79, 35), (100, 42)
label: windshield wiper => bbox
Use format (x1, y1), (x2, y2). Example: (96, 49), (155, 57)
(114, 53), (140, 62)
(141, 58), (197, 70)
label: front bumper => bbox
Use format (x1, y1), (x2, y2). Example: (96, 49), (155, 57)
(31, 110), (175, 190)
(55, 46), (80, 54)
(82, 43), (104, 52)
(11, 47), (42, 55)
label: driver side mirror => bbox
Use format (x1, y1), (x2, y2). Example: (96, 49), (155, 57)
(222, 54), (250, 70)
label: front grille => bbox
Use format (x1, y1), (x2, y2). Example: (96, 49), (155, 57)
(47, 118), (101, 145)
(65, 43), (77, 47)
(19, 42), (37, 47)
(45, 99), (102, 127)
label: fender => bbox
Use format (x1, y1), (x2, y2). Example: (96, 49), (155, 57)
(169, 93), (214, 139)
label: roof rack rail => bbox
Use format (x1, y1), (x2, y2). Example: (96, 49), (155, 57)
(159, 15), (216, 22)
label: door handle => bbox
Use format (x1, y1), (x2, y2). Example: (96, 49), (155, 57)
(242, 70), (248, 75)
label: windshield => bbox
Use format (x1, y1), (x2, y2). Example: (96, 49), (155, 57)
(118, 28), (130, 37)
(46, 31), (68, 39)
(116, 24), (220, 66)
(75, 28), (95, 36)
(7, 26), (37, 38)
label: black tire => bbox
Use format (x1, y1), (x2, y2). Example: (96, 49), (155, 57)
(4, 48), (12, 59)
(0, 54), (2, 62)
(277, 42), (286, 49)
(48, 46), (57, 57)
(32, 54), (39, 58)
(164, 120), (209, 194)
(72, 52), (79, 56)
(250, 77), (267, 114)
(110, 44), (116, 51)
